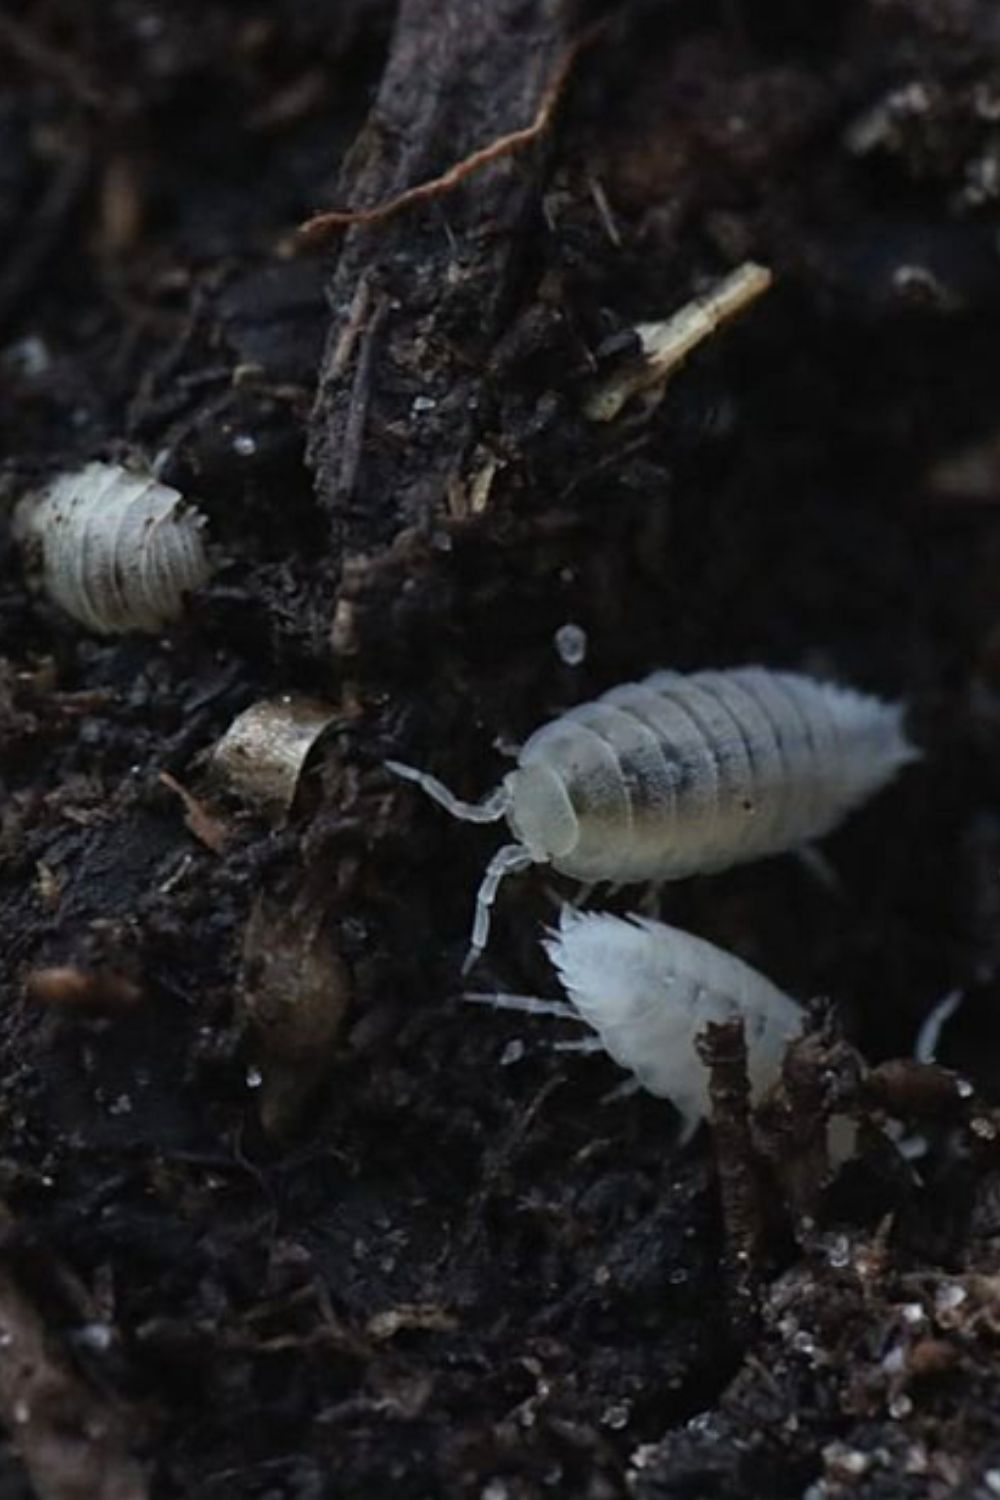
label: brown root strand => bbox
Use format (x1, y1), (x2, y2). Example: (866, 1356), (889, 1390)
(295, 29), (597, 248)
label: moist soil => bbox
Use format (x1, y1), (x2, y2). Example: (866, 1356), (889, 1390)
(4, 1), (1000, 1496)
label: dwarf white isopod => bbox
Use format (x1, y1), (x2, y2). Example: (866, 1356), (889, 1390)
(388, 665), (919, 970)
(468, 908), (804, 1139)
(14, 461), (212, 634)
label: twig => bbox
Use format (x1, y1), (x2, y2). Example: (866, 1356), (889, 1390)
(329, 273), (373, 380)
(696, 1018), (763, 1337)
(337, 292), (388, 504)
(584, 262), (773, 423)
(296, 28), (596, 247)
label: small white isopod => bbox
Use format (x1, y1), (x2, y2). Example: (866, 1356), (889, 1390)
(14, 461), (212, 634)
(388, 665), (919, 970)
(468, 908), (804, 1139)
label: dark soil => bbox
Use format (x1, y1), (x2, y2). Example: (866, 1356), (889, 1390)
(4, 0), (1000, 1495)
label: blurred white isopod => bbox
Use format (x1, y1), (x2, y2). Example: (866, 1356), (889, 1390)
(14, 460), (211, 634)
(388, 665), (919, 970)
(469, 908), (804, 1139)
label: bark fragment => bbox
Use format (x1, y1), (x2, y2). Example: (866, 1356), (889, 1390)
(307, 0), (572, 651)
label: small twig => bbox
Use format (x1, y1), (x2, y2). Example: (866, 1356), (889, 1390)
(337, 292), (388, 504)
(296, 29), (596, 248)
(584, 262), (773, 423)
(696, 1018), (763, 1337)
(329, 273), (374, 380)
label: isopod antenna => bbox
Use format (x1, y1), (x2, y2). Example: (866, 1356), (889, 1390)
(386, 761), (533, 971)
(385, 760), (510, 823)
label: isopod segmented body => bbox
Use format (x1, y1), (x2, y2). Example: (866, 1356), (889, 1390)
(15, 461), (211, 634)
(388, 665), (919, 969)
(470, 908), (804, 1139)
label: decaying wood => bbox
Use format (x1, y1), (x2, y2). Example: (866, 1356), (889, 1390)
(307, 0), (573, 646)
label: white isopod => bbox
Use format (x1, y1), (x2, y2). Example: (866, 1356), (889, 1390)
(469, 908), (804, 1139)
(388, 665), (918, 970)
(14, 461), (212, 634)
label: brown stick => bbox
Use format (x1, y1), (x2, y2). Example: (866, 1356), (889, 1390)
(696, 1019), (763, 1336)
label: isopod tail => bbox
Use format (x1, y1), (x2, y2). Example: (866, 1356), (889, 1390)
(463, 843), (537, 975)
(830, 691), (921, 809)
(385, 761), (510, 824)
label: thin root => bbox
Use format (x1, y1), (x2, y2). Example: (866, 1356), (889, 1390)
(296, 28), (598, 248)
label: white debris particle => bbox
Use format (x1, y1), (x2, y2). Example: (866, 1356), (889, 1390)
(900, 1302), (925, 1326)
(232, 432), (257, 457)
(823, 1441), (871, 1478)
(826, 1233), (851, 1269)
(1, 335), (50, 378)
(889, 1394), (913, 1419)
(108, 1094), (133, 1116)
(984, 1469), (1000, 1497)
(934, 1282), (967, 1319)
(554, 622), (587, 666)
(74, 1321), (114, 1353)
(601, 1402), (631, 1430)
(499, 1039), (525, 1067)
(246, 1066), (263, 1090)
(411, 395), (436, 413)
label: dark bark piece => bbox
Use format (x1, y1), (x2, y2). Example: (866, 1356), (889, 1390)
(307, 0), (569, 573)
(696, 1019), (763, 1339)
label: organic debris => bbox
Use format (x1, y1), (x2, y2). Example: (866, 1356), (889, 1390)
(208, 694), (338, 820)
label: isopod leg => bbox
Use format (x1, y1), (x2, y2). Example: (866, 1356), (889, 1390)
(636, 881), (665, 918)
(600, 1077), (643, 1104)
(553, 1037), (604, 1053)
(791, 842), (843, 895)
(462, 843), (536, 974)
(464, 992), (579, 1021)
(915, 988), (964, 1064)
(541, 881), (596, 912)
(385, 760), (509, 824)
